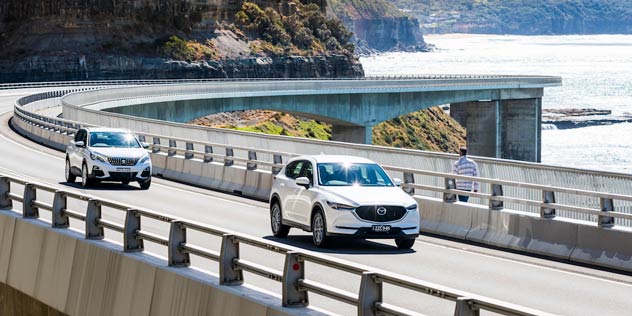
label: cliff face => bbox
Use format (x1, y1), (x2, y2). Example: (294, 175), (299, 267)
(327, 0), (430, 53)
(393, 0), (632, 35)
(0, 0), (363, 82)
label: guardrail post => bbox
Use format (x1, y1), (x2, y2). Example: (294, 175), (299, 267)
(185, 142), (194, 160)
(444, 178), (457, 203)
(23, 183), (38, 218)
(403, 172), (415, 195)
(52, 191), (69, 228)
(541, 191), (556, 218)
(0, 177), (11, 209)
(489, 184), (504, 210)
(598, 198), (615, 228)
(220, 234), (243, 285)
(224, 148), (234, 167)
(204, 145), (213, 163)
(124, 209), (143, 252)
(85, 199), (104, 240)
(282, 251), (308, 307)
(358, 272), (382, 316)
(152, 137), (161, 154)
(168, 139), (177, 156)
(454, 297), (479, 316)
(272, 154), (283, 174)
(247, 151), (257, 170)
(168, 221), (190, 267)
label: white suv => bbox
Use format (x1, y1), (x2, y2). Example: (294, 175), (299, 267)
(269, 155), (420, 249)
(65, 127), (152, 189)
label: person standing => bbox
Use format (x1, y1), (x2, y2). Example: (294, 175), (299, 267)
(452, 147), (479, 202)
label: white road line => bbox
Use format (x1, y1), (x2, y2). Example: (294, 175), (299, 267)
(0, 132), (258, 208)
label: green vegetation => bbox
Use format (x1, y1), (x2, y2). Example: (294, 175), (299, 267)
(394, 0), (632, 34)
(160, 36), (219, 61)
(236, 1), (354, 56)
(328, 0), (406, 19)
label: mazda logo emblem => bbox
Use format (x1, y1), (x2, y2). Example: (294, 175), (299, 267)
(376, 207), (387, 216)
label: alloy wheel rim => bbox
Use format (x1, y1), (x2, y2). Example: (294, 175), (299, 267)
(82, 166), (87, 186)
(272, 205), (281, 233)
(314, 214), (324, 244)
(65, 161), (70, 179)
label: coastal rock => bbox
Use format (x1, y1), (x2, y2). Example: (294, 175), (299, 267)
(543, 108), (632, 129)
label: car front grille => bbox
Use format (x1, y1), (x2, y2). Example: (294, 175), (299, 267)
(107, 157), (138, 166)
(108, 172), (138, 181)
(354, 205), (407, 223)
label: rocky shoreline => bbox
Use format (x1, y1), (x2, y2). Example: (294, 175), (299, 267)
(543, 108), (632, 129)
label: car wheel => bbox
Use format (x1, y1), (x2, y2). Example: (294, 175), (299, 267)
(270, 201), (290, 238)
(395, 238), (415, 249)
(81, 163), (93, 188)
(139, 178), (151, 190)
(65, 159), (76, 183)
(311, 209), (329, 248)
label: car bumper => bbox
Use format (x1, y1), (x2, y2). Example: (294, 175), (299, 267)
(325, 206), (420, 239)
(88, 159), (152, 182)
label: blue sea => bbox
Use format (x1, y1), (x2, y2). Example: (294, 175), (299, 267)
(361, 34), (632, 173)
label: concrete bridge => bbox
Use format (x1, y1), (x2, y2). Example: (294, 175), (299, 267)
(4, 80), (632, 316)
(59, 76), (561, 162)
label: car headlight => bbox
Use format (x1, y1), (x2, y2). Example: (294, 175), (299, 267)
(90, 151), (107, 163)
(405, 204), (418, 211)
(326, 201), (357, 211)
(139, 154), (150, 164)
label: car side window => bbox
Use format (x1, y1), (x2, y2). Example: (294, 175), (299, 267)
(299, 162), (314, 184)
(82, 131), (88, 144)
(285, 161), (304, 179)
(74, 129), (85, 142)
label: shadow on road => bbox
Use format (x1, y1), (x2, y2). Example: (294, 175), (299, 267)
(59, 181), (143, 191)
(264, 235), (415, 255)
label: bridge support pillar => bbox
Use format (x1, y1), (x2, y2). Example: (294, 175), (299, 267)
(331, 125), (372, 144)
(450, 98), (541, 162)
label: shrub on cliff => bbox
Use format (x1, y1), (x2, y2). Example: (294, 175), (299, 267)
(160, 36), (218, 61)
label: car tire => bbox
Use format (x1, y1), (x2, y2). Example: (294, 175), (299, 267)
(270, 201), (290, 238)
(395, 238), (415, 249)
(65, 159), (76, 183)
(81, 163), (93, 188)
(311, 209), (329, 248)
(139, 178), (151, 190)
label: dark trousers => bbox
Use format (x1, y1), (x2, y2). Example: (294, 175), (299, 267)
(458, 189), (471, 202)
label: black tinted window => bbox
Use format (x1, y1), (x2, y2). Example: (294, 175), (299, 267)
(74, 130), (85, 142)
(284, 161), (304, 179)
(299, 162), (314, 184)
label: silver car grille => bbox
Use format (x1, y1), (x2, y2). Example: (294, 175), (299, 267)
(107, 157), (138, 166)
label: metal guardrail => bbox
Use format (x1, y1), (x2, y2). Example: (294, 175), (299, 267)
(12, 90), (632, 228)
(0, 172), (553, 316)
(0, 75), (562, 90)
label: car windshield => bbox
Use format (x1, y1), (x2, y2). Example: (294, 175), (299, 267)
(317, 163), (394, 187)
(89, 132), (140, 148)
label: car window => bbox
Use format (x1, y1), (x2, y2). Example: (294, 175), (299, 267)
(88, 132), (141, 148)
(285, 161), (304, 179)
(74, 130), (85, 142)
(299, 161), (314, 184)
(81, 131), (88, 144)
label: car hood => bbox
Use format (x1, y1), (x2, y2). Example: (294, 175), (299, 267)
(319, 186), (416, 207)
(89, 147), (147, 158)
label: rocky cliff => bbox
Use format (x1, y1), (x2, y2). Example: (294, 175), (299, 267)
(0, 0), (363, 82)
(327, 0), (430, 53)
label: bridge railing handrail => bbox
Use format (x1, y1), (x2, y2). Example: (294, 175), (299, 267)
(0, 173), (552, 316)
(13, 89), (632, 226)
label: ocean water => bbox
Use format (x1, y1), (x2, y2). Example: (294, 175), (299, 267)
(360, 34), (632, 173)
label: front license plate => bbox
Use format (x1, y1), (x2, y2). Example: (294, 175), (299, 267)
(116, 168), (131, 172)
(372, 225), (391, 233)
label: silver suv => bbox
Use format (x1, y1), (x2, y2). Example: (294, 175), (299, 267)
(65, 127), (152, 189)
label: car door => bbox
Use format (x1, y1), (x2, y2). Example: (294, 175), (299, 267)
(293, 160), (317, 226)
(282, 160), (306, 223)
(70, 129), (86, 169)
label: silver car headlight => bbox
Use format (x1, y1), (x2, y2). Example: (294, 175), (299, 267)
(405, 204), (418, 211)
(326, 201), (357, 211)
(139, 154), (150, 164)
(90, 151), (108, 163)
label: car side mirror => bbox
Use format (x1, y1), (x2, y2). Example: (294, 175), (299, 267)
(296, 177), (311, 189)
(75, 141), (85, 148)
(393, 178), (403, 187)
(141, 142), (150, 149)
